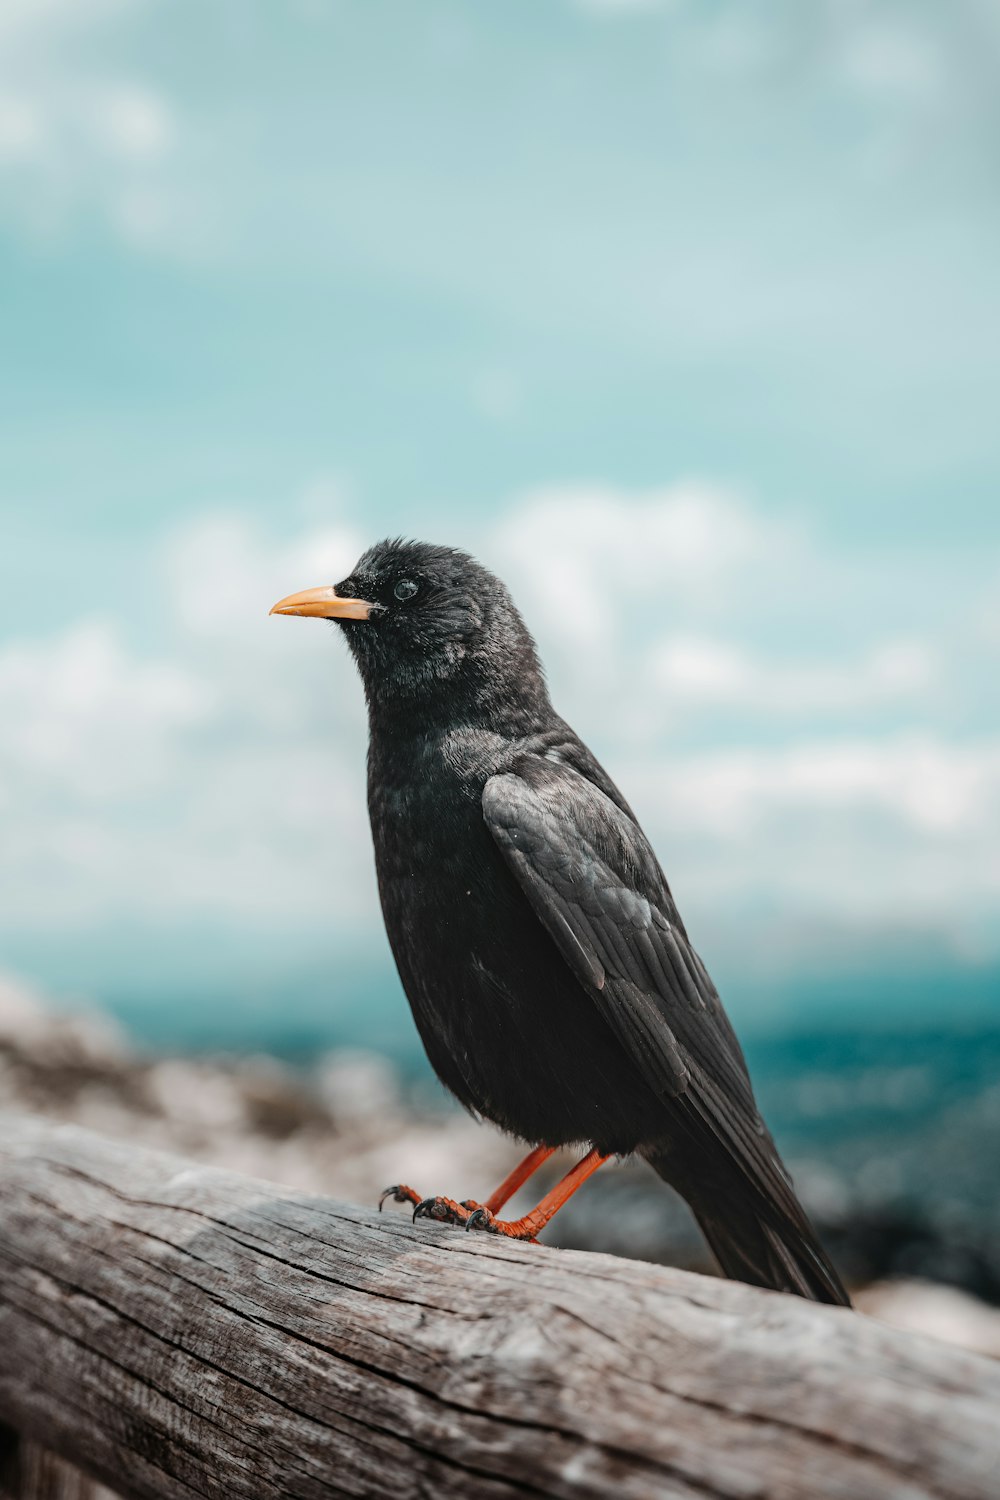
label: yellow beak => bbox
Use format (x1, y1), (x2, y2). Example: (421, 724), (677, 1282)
(269, 585), (378, 620)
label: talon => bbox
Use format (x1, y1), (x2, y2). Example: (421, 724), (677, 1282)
(465, 1206), (541, 1241)
(379, 1184), (421, 1212)
(465, 1206), (496, 1234)
(412, 1195), (473, 1227)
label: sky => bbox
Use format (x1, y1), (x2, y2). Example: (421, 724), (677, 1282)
(1, 0), (998, 1047)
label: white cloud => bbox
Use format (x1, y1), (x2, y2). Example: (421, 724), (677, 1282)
(0, 619), (210, 803)
(841, 20), (943, 102)
(499, 479), (789, 593)
(0, 0), (131, 43)
(0, 94), (43, 160)
(488, 479), (954, 747)
(93, 84), (173, 159)
(0, 75), (178, 250)
(165, 510), (365, 642)
(650, 634), (936, 713)
(613, 735), (1000, 965)
(491, 480), (804, 656)
(0, 0), (178, 247)
(0, 511), (372, 930)
(629, 736), (1000, 840)
(0, 482), (997, 964)
(0, 79), (175, 168)
(487, 479), (1000, 956)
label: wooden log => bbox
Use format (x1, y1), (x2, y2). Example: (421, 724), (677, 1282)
(0, 1115), (997, 1500)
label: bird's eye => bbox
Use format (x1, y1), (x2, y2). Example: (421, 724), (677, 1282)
(393, 578), (418, 601)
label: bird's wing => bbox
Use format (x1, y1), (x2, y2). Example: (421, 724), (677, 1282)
(482, 756), (802, 1220)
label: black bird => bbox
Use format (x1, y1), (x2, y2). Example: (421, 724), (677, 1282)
(271, 539), (850, 1305)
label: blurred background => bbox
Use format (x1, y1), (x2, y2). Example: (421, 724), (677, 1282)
(1, 1), (998, 1351)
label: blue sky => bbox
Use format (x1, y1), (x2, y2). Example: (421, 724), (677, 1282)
(1, 1), (998, 1043)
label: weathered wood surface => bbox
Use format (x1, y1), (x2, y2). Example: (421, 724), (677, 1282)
(0, 1116), (998, 1500)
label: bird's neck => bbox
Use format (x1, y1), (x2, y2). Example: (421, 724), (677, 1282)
(366, 668), (553, 746)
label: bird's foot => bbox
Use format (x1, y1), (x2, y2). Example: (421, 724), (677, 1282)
(465, 1206), (539, 1242)
(379, 1184), (488, 1229)
(378, 1183), (422, 1212)
(412, 1195), (483, 1228)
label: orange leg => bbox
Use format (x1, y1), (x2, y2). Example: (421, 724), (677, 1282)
(483, 1144), (555, 1214)
(467, 1147), (609, 1240)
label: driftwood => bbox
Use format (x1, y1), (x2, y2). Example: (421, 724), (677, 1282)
(0, 1116), (997, 1500)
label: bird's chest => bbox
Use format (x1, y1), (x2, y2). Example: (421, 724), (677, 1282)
(364, 728), (658, 1148)
(368, 737), (507, 980)
(366, 734), (547, 1083)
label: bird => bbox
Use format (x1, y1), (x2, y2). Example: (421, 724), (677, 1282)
(271, 538), (851, 1306)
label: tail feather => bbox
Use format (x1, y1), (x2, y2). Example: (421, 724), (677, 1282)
(695, 1207), (851, 1307)
(645, 1148), (852, 1307)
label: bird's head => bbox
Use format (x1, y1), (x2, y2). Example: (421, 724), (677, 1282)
(271, 538), (548, 728)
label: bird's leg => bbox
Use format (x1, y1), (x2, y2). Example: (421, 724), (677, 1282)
(466, 1147), (609, 1240)
(379, 1144), (556, 1229)
(481, 1144), (555, 1214)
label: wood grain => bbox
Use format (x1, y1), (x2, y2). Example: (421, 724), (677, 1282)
(1, 1114), (997, 1500)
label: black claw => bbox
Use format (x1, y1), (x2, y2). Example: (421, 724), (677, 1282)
(465, 1207), (493, 1234)
(379, 1184), (414, 1211)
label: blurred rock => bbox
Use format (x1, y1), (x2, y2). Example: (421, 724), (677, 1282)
(858, 1279), (1000, 1360)
(0, 974), (516, 1212)
(0, 974), (130, 1069)
(316, 1048), (403, 1133)
(2, 973), (1000, 1359)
